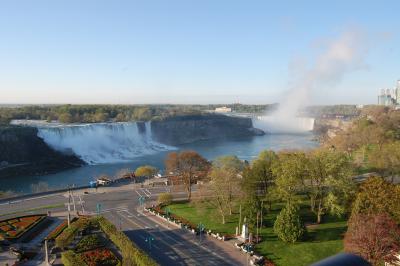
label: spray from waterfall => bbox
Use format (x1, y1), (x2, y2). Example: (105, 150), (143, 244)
(258, 29), (368, 133)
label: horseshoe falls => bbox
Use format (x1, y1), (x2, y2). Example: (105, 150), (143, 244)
(254, 116), (315, 134)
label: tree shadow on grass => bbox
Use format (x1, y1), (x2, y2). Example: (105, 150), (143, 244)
(305, 225), (347, 242)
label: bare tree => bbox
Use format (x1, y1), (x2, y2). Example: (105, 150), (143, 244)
(165, 151), (210, 201)
(197, 156), (243, 224)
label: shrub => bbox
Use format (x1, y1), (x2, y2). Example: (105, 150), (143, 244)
(157, 193), (173, 205)
(55, 218), (91, 249)
(61, 250), (86, 266)
(75, 234), (104, 253)
(273, 204), (305, 243)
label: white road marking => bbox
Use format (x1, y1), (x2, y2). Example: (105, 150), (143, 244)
(118, 208), (225, 265)
(141, 188), (151, 198)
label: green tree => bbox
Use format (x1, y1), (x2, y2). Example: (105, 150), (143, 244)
(273, 203), (305, 243)
(272, 151), (307, 204)
(58, 112), (73, 123)
(241, 150), (277, 226)
(115, 113), (126, 122)
(306, 149), (354, 223)
(93, 112), (109, 122)
(132, 107), (152, 121)
(352, 176), (400, 222)
(367, 142), (400, 182)
(135, 165), (158, 177)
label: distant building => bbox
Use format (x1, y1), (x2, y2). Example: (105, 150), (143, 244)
(378, 93), (395, 106)
(377, 80), (400, 106)
(215, 106), (232, 113)
(397, 80), (400, 102)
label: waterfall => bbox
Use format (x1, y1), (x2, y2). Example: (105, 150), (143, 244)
(32, 122), (174, 164)
(254, 116), (315, 133)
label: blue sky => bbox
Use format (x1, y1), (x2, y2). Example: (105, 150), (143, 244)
(1, 0), (399, 104)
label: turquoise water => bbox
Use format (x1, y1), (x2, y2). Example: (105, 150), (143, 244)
(0, 133), (317, 194)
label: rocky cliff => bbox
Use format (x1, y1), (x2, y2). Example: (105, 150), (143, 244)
(0, 126), (84, 178)
(150, 114), (264, 145)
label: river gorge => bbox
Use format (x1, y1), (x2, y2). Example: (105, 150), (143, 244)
(0, 114), (318, 193)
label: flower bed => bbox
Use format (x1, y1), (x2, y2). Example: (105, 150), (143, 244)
(46, 217), (78, 241)
(81, 248), (120, 266)
(0, 215), (45, 239)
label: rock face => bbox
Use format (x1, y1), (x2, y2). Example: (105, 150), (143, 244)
(0, 126), (84, 178)
(150, 114), (265, 145)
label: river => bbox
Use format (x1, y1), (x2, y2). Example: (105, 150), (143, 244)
(0, 133), (317, 194)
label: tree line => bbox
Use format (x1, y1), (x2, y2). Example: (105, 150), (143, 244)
(0, 103), (361, 125)
(0, 104), (203, 125)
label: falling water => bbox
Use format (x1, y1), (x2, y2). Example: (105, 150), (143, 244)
(35, 122), (174, 164)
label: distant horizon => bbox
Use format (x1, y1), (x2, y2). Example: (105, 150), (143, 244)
(0, 102), (366, 107)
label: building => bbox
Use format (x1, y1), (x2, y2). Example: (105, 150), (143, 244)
(96, 177), (111, 186)
(215, 106), (232, 113)
(378, 93), (395, 106)
(377, 80), (400, 106)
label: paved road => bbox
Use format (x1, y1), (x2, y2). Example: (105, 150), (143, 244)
(0, 183), (247, 266)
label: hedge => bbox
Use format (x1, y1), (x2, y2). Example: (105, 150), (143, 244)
(95, 216), (158, 266)
(61, 250), (86, 266)
(55, 218), (91, 249)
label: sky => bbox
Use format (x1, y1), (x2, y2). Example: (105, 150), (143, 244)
(0, 0), (399, 105)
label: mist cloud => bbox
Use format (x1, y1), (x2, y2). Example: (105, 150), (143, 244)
(261, 29), (369, 133)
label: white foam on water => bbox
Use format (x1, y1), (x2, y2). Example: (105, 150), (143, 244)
(34, 122), (174, 164)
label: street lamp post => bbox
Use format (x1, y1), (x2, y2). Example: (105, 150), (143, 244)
(197, 222), (205, 244)
(67, 188), (71, 227)
(145, 235), (155, 250)
(96, 203), (102, 216)
(138, 195), (145, 210)
(44, 239), (49, 265)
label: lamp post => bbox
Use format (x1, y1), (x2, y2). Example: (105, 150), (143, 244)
(138, 195), (145, 210)
(197, 222), (205, 244)
(67, 188), (71, 227)
(145, 235), (155, 250)
(96, 203), (102, 216)
(44, 239), (49, 265)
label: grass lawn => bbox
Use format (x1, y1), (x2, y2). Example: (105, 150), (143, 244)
(165, 201), (347, 266)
